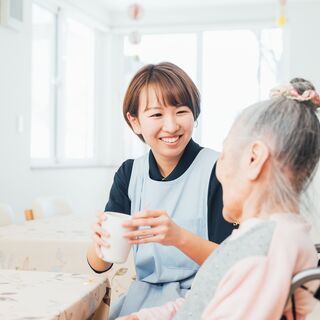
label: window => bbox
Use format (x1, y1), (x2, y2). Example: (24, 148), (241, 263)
(202, 28), (282, 151)
(31, 2), (104, 165)
(62, 18), (95, 160)
(31, 4), (55, 159)
(123, 28), (283, 156)
(124, 33), (198, 82)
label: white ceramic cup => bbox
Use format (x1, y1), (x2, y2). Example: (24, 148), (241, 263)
(101, 211), (133, 264)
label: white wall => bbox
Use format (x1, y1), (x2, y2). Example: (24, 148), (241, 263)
(0, 0), (320, 223)
(112, 1), (320, 238)
(110, 1), (320, 88)
(283, 2), (320, 88)
(0, 0), (115, 222)
(282, 2), (320, 240)
(110, 3), (276, 29)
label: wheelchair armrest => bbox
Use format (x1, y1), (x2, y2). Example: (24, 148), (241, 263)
(289, 267), (320, 298)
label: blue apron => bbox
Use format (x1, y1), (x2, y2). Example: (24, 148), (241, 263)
(109, 148), (217, 319)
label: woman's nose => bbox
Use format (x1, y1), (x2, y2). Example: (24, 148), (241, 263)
(163, 116), (179, 133)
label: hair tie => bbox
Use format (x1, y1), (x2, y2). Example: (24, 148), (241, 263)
(270, 84), (320, 108)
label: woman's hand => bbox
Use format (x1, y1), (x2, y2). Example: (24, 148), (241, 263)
(91, 211), (110, 259)
(116, 315), (139, 320)
(122, 210), (184, 247)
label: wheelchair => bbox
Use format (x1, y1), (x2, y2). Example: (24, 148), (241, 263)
(282, 244), (320, 320)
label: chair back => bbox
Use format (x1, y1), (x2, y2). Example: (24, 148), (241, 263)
(32, 196), (73, 219)
(0, 203), (15, 226)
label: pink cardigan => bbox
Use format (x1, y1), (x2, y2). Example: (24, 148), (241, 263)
(133, 214), (318, 320)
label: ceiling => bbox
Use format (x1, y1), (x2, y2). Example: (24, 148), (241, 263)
(99, 0), (268, 11)
(97, 0), (317, 12)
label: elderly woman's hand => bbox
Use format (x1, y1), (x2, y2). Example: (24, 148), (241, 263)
(116, 315), (139, 320)
(122, 209), (184, 247)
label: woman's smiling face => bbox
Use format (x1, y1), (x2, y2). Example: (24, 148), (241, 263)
(128, 86), (195, 164)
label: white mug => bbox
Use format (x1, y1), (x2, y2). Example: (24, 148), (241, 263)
(101, 211), (133, 264)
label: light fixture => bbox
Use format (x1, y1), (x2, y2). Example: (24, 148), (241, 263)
(277, 0), (287, 27)
(128, 3), (143, 45)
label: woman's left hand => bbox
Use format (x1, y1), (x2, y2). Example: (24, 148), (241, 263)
(122, 209), (183, 246)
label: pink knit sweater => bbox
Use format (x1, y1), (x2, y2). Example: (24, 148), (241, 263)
(132, 214), (318, 320)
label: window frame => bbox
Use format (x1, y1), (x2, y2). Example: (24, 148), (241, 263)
(31, 0), (109, 168)
(121, 24), (283, 156)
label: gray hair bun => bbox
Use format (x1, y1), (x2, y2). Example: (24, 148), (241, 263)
(290, 78), (320, 111)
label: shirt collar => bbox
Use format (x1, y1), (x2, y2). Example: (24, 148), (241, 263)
(148, 139), (202, 181)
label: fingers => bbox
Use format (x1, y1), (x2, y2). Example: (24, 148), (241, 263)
(96, 210), (107, 223)
(91, 211), (109, 259)
(123, 225), (160, 239)
(91, 231), (109, 248)
(94, 243), (103, 259)
(91, 221), (109, 238)
(91, 229), (110, 259)
(128, 233), (164, 245)
(116, 316), (139, 320)
(92, 210), (109, 236)
(133, 209), (167, 219)
(123, 217), (159, 228)
(124, 226), (167, 244)
(122, 210), (169, 228)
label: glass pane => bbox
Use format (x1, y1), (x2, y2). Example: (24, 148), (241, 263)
(123, 33), (197, 159)
(124, 33), (197, 83)
(31, 4), (56, 159)
(201, 28), (282, 152)
(260, 28), (283, 99)
(63, 18), (95, 159)
(202, 29), (261, 151)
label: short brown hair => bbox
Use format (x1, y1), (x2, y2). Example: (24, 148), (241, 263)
(123, 62), (200, 142)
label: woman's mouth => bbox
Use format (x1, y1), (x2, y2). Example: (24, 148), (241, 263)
(160, 135), (181, 144)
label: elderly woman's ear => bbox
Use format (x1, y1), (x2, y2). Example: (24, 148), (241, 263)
(246, 140), (270, 181)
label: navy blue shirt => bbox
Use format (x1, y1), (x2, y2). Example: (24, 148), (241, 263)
(105, 139), (235, 244)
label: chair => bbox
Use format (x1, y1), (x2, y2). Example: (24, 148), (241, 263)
(283, 244), (320, 320)
(0, 203), (15, 226)
(32, 196), (73, 219)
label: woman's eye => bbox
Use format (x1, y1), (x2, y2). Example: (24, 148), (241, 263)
(150, 113), (162, 118)
(177, 110), (189, 114)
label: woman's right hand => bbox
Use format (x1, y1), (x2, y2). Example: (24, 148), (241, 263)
(91, 211), (110, 259)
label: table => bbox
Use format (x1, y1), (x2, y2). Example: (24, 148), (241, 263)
(0, 269), (110, 320)
(0, 214), (95, 273)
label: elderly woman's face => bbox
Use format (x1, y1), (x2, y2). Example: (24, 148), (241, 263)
(216, 125), (248, 223)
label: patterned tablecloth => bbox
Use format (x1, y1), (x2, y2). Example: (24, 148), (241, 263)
(0, 269), (110, 320)
(0, 214), (95, 273)
(0, 214), (136, 311)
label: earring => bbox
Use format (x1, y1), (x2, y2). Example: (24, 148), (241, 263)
(233, 219), (240, 226)
(194, 120), (198, 128)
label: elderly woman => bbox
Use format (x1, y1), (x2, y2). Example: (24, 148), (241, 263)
(118, 78), (320, 320)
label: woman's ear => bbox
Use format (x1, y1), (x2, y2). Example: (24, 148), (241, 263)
(247, 141), (270, 181)
(127, 112), (142, 135)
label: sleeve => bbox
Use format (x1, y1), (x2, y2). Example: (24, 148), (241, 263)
(133, 297), (186, 320)
(87, 160), (133, 274)
(105, 159), (133, 215)
(201, 253), (295, 319)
